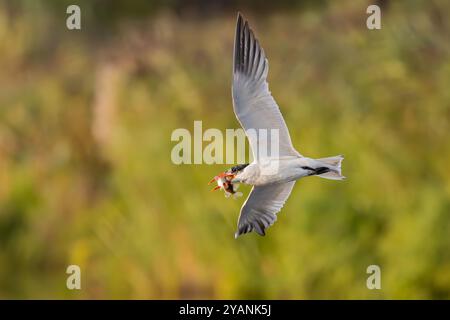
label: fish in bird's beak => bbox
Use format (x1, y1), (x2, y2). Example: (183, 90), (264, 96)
(208, 171), (243, 199)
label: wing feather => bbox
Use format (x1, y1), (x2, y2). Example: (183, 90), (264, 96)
(235, 181), (296, 238)
(232, 13), (301, 160)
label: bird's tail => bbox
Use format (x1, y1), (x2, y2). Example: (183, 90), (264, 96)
(314, 155), (345, 180)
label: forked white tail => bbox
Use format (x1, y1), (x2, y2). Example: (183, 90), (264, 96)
(315, 155), (345, 180)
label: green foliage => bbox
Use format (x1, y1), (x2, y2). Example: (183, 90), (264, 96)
(0, 0), (449, 299)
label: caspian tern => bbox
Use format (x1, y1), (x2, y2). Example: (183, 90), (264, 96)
(212, 13), (345, 238)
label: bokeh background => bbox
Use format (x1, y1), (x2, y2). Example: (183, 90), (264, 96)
(1, 0), (450, 299)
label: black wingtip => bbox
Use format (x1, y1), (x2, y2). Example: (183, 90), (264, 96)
(236, 12), (244, 26)
(233, 11), (266, 81)
(234, 229), (266, 239)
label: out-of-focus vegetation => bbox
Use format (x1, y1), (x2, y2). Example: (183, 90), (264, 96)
(1, 0), (450, 299)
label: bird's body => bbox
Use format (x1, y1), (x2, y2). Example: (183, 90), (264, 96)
(233, 156), (342, 186)
(211, 13), (345, 238)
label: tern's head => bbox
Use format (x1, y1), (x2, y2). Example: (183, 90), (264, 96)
(208, 163), (249, 191)
(227, 163), (249, 184)
(228, 163), (249, 176)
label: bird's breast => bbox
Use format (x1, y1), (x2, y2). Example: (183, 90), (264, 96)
(247, 157), (309, 186)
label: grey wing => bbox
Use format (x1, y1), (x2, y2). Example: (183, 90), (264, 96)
(232, 13), (301, 160)
(235, 181), (296, 238)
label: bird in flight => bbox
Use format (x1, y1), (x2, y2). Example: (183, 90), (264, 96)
(210, 13), (345, 238)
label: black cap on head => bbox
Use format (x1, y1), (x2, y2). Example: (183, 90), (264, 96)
(230, 163), (249, 173)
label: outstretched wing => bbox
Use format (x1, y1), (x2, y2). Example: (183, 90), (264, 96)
(235, 181), (296, 238)
(232, 13), (301, 160)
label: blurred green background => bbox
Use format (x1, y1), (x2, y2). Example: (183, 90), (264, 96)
(1, 0), (450, 299)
